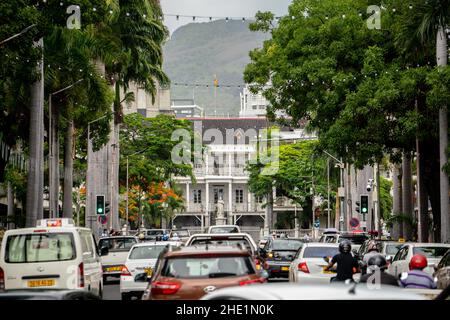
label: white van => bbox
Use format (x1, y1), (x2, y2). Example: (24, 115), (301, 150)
(0, 218), (107, 297)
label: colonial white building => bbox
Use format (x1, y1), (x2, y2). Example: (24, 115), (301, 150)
(239, 85), (270, 118)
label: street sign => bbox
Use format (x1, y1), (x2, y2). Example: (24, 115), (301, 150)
(98, 215), (107, 225)
(349, 217), (360, 228)
(314, 219), (320, 228)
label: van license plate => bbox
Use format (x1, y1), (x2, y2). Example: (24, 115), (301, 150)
(281, 266), (289, 271)
(27, 279), (55, 287)
(105, 266), (122, 272)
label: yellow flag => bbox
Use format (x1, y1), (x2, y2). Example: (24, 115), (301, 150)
(213, 76), (219, 87)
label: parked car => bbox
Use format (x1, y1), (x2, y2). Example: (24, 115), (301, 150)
(387, 243), (450, 278)
(98, 236), (137, 282)
(201, 282), (426, 300)
(260, 238), (304, 279)
(433, 249), (450, 289)
(120, 241), (181, 300)
(0, 289), (101, 300)
(142, 245), (266, 300)
(207, 225), (241, 234)
(0, 218), (106, 297)
(289, 243), (340, 284)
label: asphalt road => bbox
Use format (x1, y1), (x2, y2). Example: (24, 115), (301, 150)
(103, 277), (288, 300)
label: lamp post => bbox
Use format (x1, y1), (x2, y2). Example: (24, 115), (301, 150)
(48, 79), (84, 219)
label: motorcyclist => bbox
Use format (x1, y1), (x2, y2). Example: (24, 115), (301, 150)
(361, 240), (380, 274)
(325, 240), (359, 283)
(359, 254), (399, 286)
(400, 254), (437, 289)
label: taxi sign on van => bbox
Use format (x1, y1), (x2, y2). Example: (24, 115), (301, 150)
(36, 218), (75, 227)
(398, 237), (405, 243)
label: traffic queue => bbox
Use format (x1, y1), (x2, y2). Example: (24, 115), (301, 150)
(0, 219), (449, 300)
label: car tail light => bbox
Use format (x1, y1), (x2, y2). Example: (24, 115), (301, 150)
(239, 278), (266, 286)
(121, 266), (132, 276)
(151, 281), (181, 295)
(78, 263), (85, 288)
(297, 261), (309, 273)
(0, 267), (5, 291)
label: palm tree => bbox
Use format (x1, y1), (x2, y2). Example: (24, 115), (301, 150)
(395, 0), (450, 242)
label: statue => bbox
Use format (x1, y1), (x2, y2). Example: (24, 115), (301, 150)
(217, 198), (225, 219)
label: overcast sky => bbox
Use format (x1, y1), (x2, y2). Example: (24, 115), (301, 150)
(160, 0), (292, 33)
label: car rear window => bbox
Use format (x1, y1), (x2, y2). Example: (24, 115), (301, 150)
(98, 237), (136, 251)
(303, 247), (339, 258)
(413, 247), (450, 258)
(190, 239), (253, 252)
(146, 230), (164, 236)
(173, 230), (189, 237)
(129, 245), (167, 260)
(161, 256), (255, 279)
(5, 233), (76, 263)
(209, 227), (239, 233)
(338, 235), (368, 245)
(272, 240), (303, 251)
(385, 244), (403, 255)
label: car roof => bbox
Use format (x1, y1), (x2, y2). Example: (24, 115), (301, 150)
(302, 242), (340, 248)
(201, 283), (426, 300)
(404, 243), (450, 247)
(131, 241), (181, 248)
(209, 225), (239, 228)
(99, 236), (136, 239)
(163, 245), (251, 258)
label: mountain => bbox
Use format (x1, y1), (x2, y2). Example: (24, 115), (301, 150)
(163, 20), (269, 116)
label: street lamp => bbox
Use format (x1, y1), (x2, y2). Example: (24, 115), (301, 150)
(0, 24), (37, 46)
(48, 79), (84, 219)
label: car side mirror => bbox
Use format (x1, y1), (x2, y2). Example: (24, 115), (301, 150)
(100, 246), (109, 256)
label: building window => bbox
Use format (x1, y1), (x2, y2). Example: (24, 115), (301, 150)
(235, 189), (244, 204)
(214, 188), (224, 203)
(256, 196), (264, 203)
(193, 190), (202, 204)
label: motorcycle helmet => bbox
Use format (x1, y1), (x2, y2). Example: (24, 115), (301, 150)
(339, 240), (352, 253)
(409, 254), (428, 270)
(138, 233), (145, 241)
(367, 254), (387, 271)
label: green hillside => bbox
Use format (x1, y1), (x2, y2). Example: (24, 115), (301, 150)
(163, 20), (268, 116)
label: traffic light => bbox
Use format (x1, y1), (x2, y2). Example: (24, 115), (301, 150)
(361, 195), (369, 214)
(96, 195), (105, 215)
(105, 201), (110, 214)
(355, 201), (360, 213)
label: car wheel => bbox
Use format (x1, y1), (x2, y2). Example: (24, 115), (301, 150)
(121, 293), (131, 301)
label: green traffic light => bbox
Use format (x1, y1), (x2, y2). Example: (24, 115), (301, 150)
(362, 208), (367, 213)
(98, 208), (103, 213)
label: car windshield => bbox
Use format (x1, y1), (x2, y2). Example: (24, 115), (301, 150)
(161, 256), (255, 279)
(146, 230), (164, 236)
(210, 227), (238, 233)
(190, 239), (253, 252)
(303, 247), (339, 258)
(385, 244), (403, 255)
(338, 235), (368, 245)
(5, 233), (76, 263)
(413, 247), (450, 258)
(272, 240), (303, 251)
(129, 245), (166, 260)
(98, 237), (136, 251)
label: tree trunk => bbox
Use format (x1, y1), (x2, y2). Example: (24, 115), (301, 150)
(267, 188), (274, 230)
(402, 152), (413, 240)
(392, 163), (403, 239)
(7, 181), (14, 229)
(437, 26), (449, 243)
(63, 120), (74, 218)
(416, 139), (429, 242)
(49, 103), (60, 218)
(26, 38), (44, 227)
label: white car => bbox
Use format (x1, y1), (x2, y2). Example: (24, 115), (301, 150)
(387, 243), (450, 278)
(98, 236), (137, 282)
(120, 241), (181, 300)
(185, 233), (257, 255)
(0, 218), (106, 297)
(207, 225), (241, 234)
(289, 243), (340, 284)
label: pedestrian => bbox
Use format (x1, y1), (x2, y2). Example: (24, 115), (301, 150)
(101, 229), (108, 237)
(359, 254), (400, 286)
(400, 254), (437, 289)
(109, 228), (115, 236)
(324, 240), (359, 283)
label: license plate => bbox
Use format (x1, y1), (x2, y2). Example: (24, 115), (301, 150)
(144, 268), (153, 277)
(281, 266), (289, 271)
(105, 266), (122, 272)
(27, 279), (55, 288)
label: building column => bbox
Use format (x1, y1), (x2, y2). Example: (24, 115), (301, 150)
(186, 182), (190, 212)
(205, 182), (210, 228)
(228, 153), (232, 176)
(247, 188), (252, 213)
(228, 181), (233, 224)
